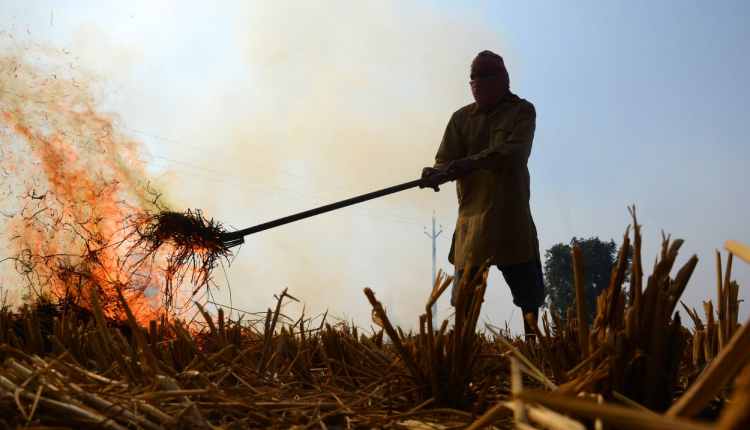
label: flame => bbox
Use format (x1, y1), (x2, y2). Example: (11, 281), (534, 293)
(0, 49), (185, 324)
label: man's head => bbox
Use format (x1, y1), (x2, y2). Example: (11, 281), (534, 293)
(470, 50), (510, 111)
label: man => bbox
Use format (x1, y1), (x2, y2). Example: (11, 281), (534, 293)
(421, 50), (545, 336)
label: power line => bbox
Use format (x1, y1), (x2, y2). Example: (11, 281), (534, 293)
(99, 123), (429, 225)
(1, 89), (428, 225)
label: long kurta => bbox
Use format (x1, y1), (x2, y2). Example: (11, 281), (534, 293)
(435, 93), (540, 269)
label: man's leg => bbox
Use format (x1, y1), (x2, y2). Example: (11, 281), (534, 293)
(498, 260), (546, 339)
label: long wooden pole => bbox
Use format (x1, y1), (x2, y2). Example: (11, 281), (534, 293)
(221, 175), (453, 247)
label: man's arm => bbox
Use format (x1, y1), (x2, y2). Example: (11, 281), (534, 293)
(434, 111), (465, 168)
(420, 112), (465, 185)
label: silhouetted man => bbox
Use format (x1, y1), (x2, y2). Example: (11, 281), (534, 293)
(421, 50), (544, 337)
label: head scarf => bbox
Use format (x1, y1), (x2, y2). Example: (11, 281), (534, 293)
(471, 50), (510, 92)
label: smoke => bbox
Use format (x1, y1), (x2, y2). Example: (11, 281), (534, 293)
(0, 2), (515, 328)
(186, 2), (506, 326)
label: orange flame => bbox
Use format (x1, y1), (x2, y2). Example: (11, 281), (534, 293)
(0, 50), (183, 324)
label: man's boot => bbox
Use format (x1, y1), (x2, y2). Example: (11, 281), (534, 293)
(522, 308), (539, 342)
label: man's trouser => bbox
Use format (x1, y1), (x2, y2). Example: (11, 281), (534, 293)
(451, 260), (546, 315)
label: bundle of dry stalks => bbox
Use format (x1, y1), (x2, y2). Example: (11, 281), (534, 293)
(125, 209), (233, 311)
(465, 211), (750, 430)
(365, 264), (508, 409)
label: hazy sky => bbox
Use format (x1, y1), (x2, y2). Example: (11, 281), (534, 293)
(1, 1), (748, 333)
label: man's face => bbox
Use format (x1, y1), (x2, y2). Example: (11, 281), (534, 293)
(470, 57), (507, 110)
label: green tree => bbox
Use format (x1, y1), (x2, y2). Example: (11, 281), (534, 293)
(543, 237), (628, 322)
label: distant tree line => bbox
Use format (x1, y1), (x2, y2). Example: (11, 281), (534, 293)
(543, 237), (631, 322)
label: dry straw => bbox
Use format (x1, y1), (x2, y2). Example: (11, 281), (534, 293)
(1, 209), (748, 429)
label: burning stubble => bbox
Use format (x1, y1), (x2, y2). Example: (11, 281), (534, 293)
(125, 208), (235, 311)
(0, 45), (226, 323)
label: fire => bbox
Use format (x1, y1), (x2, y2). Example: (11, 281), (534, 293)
(0, 49), (201, 324)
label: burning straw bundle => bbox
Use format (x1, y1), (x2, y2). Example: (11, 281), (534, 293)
(125, 209), (234, 311)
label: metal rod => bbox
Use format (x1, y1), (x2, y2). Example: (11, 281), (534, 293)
(221, 177), (433, 245)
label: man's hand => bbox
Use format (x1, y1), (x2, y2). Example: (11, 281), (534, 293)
(419, 158), (478, 191)
(419, 166), (445, 191)
(421, 166), (441, 179)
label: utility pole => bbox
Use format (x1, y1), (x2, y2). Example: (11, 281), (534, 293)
(424, 211), (442, 321)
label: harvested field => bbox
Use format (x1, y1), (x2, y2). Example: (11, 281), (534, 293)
(0, 210), (748, 429)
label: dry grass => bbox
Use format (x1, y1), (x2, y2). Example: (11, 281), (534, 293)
(0, 209), (748, 429)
